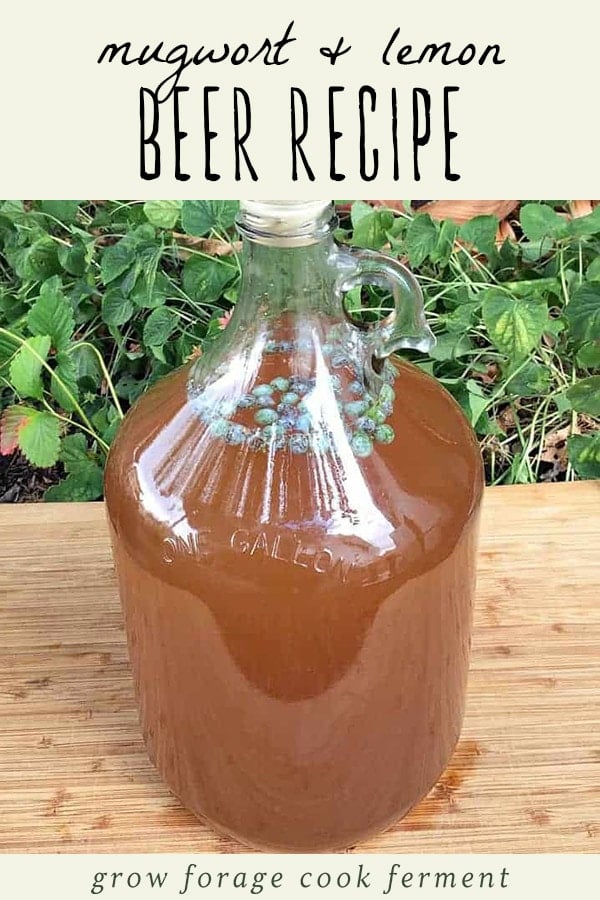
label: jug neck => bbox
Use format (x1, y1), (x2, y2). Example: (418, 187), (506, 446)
(235, 200), (340, 318)
(237, 200), (335, 247)
(238, 236), (341, 316)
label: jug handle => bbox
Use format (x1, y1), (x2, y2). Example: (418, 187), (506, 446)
(333, 245), (435, 364)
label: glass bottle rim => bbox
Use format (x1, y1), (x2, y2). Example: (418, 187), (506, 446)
(237, 200), (336, 246)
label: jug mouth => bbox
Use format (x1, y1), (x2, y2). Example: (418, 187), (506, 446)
(237, 200), (336, 246)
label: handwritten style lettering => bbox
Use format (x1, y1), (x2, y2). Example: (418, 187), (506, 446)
(97, 25), (506, 185)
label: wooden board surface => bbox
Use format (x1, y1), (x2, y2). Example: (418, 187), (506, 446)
(0, 482), (599, 853)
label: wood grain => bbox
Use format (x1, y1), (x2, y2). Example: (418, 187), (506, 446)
(0, 482), (598, 853)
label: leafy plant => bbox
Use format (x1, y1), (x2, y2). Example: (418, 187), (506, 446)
(0, 200), (240, 499)
(0, 199), (598, 500)
(338, 200), (600, 483)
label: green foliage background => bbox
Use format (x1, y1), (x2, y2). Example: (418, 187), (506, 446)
(0, 199), (598, 501)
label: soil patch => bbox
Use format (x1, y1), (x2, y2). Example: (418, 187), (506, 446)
(0, 453), (63, 503)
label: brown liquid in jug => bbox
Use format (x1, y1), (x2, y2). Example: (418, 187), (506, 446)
(105, 315), (483, 852)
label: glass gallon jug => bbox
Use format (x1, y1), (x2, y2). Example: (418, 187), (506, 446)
(104, 200), (484, 851)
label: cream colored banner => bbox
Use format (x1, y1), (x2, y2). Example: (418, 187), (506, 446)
(0, 854), (598, 898)
(0, 0), (598, 196)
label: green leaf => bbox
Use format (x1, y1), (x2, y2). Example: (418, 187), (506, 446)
(388, 216), (408, 241)
(143, 306), (178, 347)
(130, 271), (169, 309)
(405, 214), (438, 267)
(502, 277), (560, 300)
(59, 432), (90, 472)
(119, 259), (142, 296)
(69, 344), (102, 390)
(9, 335), (51, 399)
(148, 344), (165, 363)
(459, 215), (498, 258)
(351, 209), (394, 250)
(44, 463), (104, 501)
(0, 200), (26, 222)
(223, 281), (239, 305)
(115, 374), (146, 404)
(496, 236), (518, 269)
(451, 379), (489, 429)
(143, 200), (181, 229)
(429, 331), (473, 361)
(108, 236), (161, 299)
(553, 389), (571, 415)
(415, 359), (435, 377)
(566, 376), (600, 416)
(45, 432), (105, 500)
(350, 201), (374, 227)
(482, 290), (548, 360)
(0, 329), (20, 367)
(129, 223), (156, 243)
(137, 241), (163, 284)
(181, 200), (239, 237)
(430, 219), (457, 266)
(39, 200), (81, 225)
(568, 207), (600, 237)
(90, 404), (120, 443)
(566, 283), (600, 344)
(543, 316), (566, 342)
(105, 420), (120, 446)
(508, 361), (552, 398)
(576, 342), (600, 369)
(586, 257), (600, 282)
(50, 353), (80, 412)
(27, 277), (75, 350)
(520, 203), (568, 242)
(101, 288), (135, 326)
(68, 281), (98, 323)
(22, 236), (62, 280)
(182, 256), (236, 302)
(521, 238), (554, 263)
(57, 239), (91, 276)
(100, 239), (136, 284)
(18, 411), (61, 468)
(567, 433), (600, 479)
(443, 301), (480, 333)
